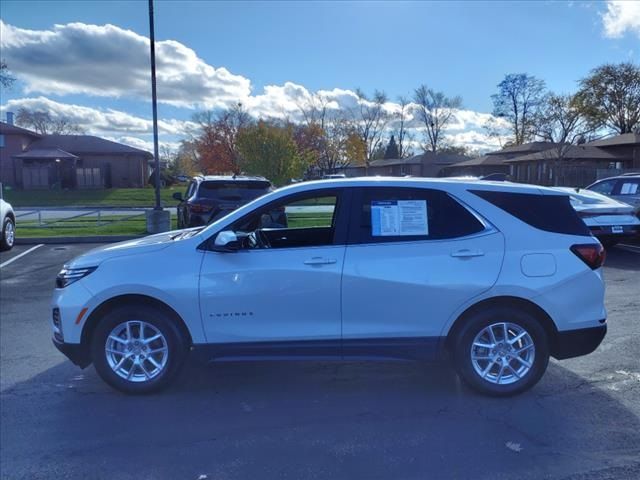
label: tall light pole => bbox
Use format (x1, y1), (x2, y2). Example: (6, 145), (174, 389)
(148, 0), (161, 210)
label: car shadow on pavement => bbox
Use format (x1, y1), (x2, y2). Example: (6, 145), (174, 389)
(2, 358), (639, 480)
(605, 247), (640, 271)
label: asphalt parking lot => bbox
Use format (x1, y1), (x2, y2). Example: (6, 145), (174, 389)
(1, 243), (639, 480)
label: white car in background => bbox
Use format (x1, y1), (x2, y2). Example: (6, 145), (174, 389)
(554, 187), (640, 248)
(0, 183), (16, 251)
(51, 178), (607, 397)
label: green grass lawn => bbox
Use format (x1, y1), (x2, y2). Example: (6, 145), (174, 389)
(17, 215), (178, 237)
(4, 186), (186, 208)
(286, 212), (334, 228)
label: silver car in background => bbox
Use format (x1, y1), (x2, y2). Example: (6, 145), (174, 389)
(587, 174), (640, 216)
(554, 186), (640, 247)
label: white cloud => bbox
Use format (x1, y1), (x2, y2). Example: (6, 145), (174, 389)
(0, 20), (251, 108)
(0, 96), (196, 137)
(0, 19), (510, 153)
(601, 0), (640, 38)
(104, 135), (181, 153)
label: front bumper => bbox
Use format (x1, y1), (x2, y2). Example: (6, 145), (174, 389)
(552, 322), (607, 360)
(52, 337), (91, 368)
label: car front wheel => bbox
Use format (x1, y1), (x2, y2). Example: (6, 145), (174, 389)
(1, 216), (15, 251)
(91, 305), (187, 394)
(451, 306), (549, 396)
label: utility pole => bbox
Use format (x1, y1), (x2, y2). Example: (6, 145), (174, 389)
(145, 0), (170, 233)
(149, 0), (161, 210)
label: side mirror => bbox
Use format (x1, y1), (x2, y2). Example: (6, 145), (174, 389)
(212, 230), (240, 252)
(172, 192), (183, 201)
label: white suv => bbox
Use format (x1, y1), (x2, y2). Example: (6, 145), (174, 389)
(51, 178), (607, 396)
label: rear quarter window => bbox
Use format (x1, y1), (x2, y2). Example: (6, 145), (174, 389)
(471, 190), (591, 236)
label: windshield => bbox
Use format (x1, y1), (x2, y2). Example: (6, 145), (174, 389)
(199, 181), (271, 201)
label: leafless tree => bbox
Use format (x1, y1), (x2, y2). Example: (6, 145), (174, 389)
(539, 93), (595, 146)
(296, 95), (331, 131)
(395, 96), (414, 158)
(15, 108), (85, 135)
(536, 93), (598, 185)
(348, 89), (391, 169)
(491, 73), (546, 145)
(413, 85), (462, 153)
(0, 60), (15, 89)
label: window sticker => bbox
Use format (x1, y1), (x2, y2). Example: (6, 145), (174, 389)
(620, 182), (638, 195)
(371, 200), (428, 236)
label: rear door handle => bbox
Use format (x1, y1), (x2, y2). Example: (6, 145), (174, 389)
(304, 257), (337, 265)
(450, 249), (485, 258)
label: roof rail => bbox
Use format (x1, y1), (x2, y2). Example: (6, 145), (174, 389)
(621, 172), (640, 176)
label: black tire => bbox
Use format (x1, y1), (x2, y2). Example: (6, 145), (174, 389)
(451, 306), (550, 397)
(1, 216), (15, 251)
(91, 304), (188, 394)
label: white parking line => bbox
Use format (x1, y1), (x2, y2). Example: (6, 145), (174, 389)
(0, 244), (44, 269)
(617, 244), (640, 254)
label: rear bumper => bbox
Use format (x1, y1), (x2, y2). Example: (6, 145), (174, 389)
(552, 322), (607, 360)
(589, 224), (640, 240)
(52, 338), (91, 368)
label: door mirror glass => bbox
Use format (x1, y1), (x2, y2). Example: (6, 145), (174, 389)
(213, 230), (240, 252)
(172, 192), (183, 201)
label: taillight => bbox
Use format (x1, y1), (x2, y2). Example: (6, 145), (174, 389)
(571, 243), (606, 270)
(189, 203), (213, 213)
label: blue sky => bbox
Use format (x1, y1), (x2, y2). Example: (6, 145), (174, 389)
(1, 0), (639, 152)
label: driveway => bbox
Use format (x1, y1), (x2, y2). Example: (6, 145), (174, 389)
(1, 243), (639, 479)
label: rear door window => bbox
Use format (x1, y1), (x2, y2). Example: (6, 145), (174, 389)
(617, 180), (639, 195)
(350, 187), (486, 244)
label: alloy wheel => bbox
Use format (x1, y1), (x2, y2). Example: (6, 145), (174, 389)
(105, 320), (169, 382)
(470, 322), (535, 385)
(5, 221), (14, 247)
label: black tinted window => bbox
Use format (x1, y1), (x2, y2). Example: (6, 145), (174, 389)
(471, 190), (591, 236)
(198, 181), (271, 201)
(352, 187), (485, 244)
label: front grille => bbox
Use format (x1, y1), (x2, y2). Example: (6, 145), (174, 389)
(52, 308), (63, 342)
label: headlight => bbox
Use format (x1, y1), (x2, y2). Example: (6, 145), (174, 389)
(56, 266), (97, 288)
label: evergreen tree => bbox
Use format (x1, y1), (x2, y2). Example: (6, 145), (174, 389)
(384, 135), (399, 159)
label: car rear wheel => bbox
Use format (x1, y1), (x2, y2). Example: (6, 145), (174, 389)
(451, 306), (549, 396)
(91, 305), (187, 394)
(1, 217), (15, 251)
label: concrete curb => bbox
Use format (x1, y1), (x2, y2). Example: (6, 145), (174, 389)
(15, 235), (143, 245)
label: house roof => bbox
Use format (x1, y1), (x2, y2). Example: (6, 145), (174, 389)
(486, 142), (561, 157)
(27, 135), (153, 158)
(13, 148), (78, 160)
(0, 121), (41, 138)
(445, 155), (509, 168)
(369, 157), (422, 167)
(586, 133), (640, 148)
(505, 145), (622, 163)
(369, 152), (469, 168)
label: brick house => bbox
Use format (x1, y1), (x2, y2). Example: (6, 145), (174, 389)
(340, 152), (470, 177)
(443, 134), (640, 186)
(0, 120), (153, 189)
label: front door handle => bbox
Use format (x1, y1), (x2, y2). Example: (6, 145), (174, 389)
(304, 257), (337, 265)
(450, 249), (485, 258)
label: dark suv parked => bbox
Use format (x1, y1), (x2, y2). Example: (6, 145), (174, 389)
(174, 175), (272, 228)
